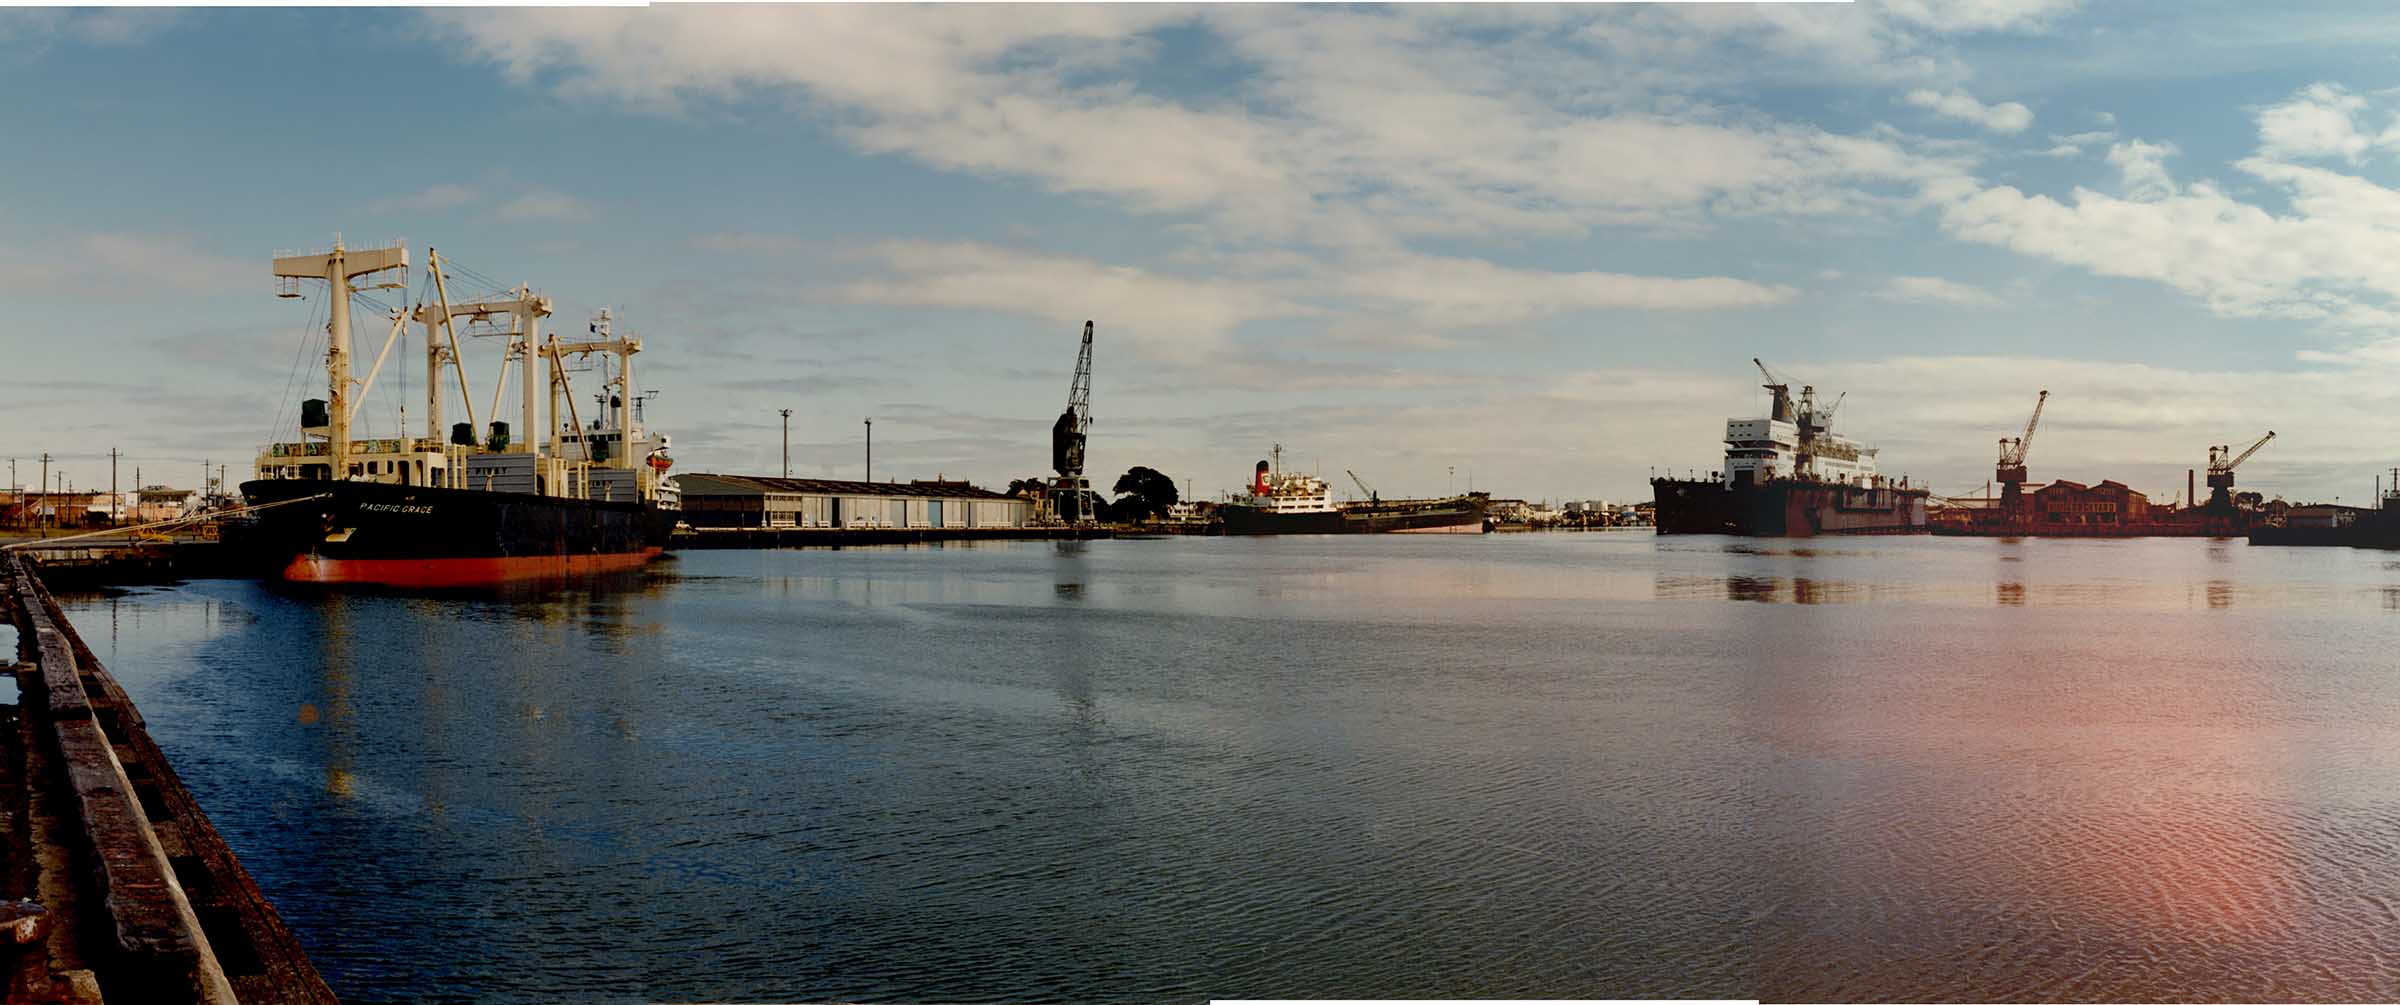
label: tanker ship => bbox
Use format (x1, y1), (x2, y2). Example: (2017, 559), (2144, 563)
(232, 240), (678, 586)
(1650, 360), (1928, 537)
(1219, 447), (1490, 535)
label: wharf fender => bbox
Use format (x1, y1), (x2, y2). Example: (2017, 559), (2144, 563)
(3, 554), (338, 1004)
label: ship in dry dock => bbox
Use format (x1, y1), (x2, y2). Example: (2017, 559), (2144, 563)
(1650, 359), (1928, 537)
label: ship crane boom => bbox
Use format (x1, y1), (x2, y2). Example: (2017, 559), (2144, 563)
(2014, 389), (2048, 464)
(1998, 389), (2049, 468)
(2225, 430), (2275, 471)
(1346, 468), (1376, 503)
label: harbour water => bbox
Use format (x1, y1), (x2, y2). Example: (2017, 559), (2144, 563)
(58, 535), (2400, 1003)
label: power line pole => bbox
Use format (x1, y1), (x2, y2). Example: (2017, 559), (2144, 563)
(38, 453), (50, 530)
(109, 447), (120, 527)
(780, 408), (792, 478)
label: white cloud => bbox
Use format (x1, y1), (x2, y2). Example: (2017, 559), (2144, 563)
(2255, 83), (2400, 164)
(0, 231), (248, 296)
(432, 7), (1964, 249)
(817, 241), (1791, 359)
(2104, 139), (2178, 200)
(1931, 160), (2400, 331)
(1904, 88), (2034, 134)
(1336, 252), (1794, 327)
(1876, 275), (2003, 307)
(824, 241), (1315, 361)
(495, 188), (588, 222)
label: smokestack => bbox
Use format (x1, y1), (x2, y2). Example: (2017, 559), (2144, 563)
(2188, 469), (2195, 511)
(1253, 460), (1270, 495)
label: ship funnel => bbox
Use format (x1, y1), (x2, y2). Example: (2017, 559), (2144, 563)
(1253, 460), (1270, 495)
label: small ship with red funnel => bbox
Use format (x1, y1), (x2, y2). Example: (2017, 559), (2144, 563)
(1218, 446), (1489, 535)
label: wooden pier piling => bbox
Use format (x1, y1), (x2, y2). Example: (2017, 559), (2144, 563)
(1, 554), (335, 1004)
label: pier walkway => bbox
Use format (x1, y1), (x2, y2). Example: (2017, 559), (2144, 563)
(0, 554), (334, 1004)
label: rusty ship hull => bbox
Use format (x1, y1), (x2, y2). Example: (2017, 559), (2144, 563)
(1650, 478), (1929, 537)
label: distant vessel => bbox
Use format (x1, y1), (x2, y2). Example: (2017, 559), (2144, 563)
(1650, 359), (1928, 537)
(1219, 447), (1490, 535)
(235, 241), (678, 586)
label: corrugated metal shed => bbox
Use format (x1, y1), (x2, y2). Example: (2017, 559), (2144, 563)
(676, 472), (1032, 529)
(678, 473), (1015, 499)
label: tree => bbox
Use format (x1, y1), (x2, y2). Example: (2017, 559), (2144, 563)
(1006, 476), (1052, 499)
(1111, 466), (1179, 522)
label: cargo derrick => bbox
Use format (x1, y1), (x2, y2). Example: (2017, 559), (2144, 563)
(1995, 389), (2048, 523)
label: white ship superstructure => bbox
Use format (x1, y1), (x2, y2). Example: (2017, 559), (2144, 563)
(1721, 360), (1879, 488)
(1229, 445), (1335, 513)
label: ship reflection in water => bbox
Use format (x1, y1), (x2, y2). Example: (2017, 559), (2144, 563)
(60, 534), (2400, 1003)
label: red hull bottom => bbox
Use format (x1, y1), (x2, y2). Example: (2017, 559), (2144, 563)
(280, 548), (664, 586)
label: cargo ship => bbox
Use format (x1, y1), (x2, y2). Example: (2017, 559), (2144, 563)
(233, 240), (678, 586)
(1219, 448), (1490, 535)
(1650, 360), (1928, 536)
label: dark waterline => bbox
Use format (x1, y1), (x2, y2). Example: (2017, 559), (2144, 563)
(56, 534), (2400, 1003)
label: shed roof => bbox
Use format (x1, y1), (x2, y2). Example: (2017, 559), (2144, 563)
(678, 472), (1016, 500)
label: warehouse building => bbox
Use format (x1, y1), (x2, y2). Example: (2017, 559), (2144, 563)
(675, 473), (1033, 529)
(2030, 479), (2151, 526)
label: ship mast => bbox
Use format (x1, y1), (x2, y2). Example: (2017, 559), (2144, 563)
(275, 238), (407, 480)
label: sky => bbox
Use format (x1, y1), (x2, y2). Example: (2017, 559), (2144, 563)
(8, 1), (2400, 505)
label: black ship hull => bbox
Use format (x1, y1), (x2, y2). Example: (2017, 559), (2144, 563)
(1651, 478), (1928, 537)
(233, 478), (676, 585)
(1221, 496), (1490, 536)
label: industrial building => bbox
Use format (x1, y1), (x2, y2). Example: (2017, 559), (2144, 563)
(676, 473), (1032, 530)
(2029, 479), (2153, 527)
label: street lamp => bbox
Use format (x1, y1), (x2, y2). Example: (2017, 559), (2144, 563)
(864, 418), (873, 483)
(779, 408), (793, 478)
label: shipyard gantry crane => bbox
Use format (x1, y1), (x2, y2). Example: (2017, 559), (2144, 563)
(2205, 430), (2275, 512)
(1995, 389), (2049, 516)
(1049, 321), (1096, 523)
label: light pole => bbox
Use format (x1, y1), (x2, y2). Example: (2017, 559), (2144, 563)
(864, 418), (873, 483)
(779, 408), (792, 478)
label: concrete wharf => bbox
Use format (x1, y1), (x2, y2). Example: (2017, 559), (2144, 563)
(0, 554), (335, 1004)
(670, 525), (1117, 549)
